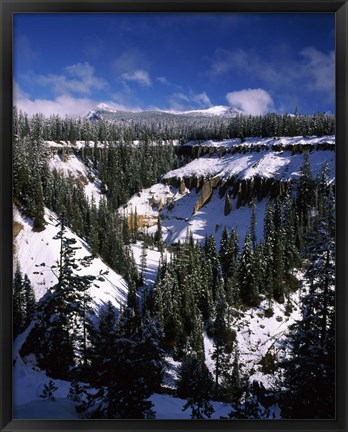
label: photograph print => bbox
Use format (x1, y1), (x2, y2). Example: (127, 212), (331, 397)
(12, 11), (335, 420)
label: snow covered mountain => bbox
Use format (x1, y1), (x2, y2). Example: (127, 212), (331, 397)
(85, 103), (243, 122)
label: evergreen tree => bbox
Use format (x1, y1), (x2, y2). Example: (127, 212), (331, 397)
(296, 151), (315, 234)
(229, 381), (260, 419)
(211, 281), (237, 399)
(154, 215), (162, 247)
(178, 313), (214, 419)
(23, 273), (36, 326)
(107, 309), (161, 419)
(262, 200), (275, 302)
(282, 192), (300, 272)
(204, 235), (219, 299)
(272, 226), (286, 303)
(13, 268), (25, 338)
(88, 301), (119, 388)
(225, 228), (240, 306)
(219, 226), (230, 279)
(221, 343), (243, 404)
(280, 191), (335, 419)
(20, 218), (94, 379)
(239, 232), (259, 306)
(140, 241), (147, 281)
(250, 200), (257, 251)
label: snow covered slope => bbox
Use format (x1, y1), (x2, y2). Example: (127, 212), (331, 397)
(13, 206), (128, 308)
(48, 152), (102, 205)
(122, 135), (335, 246)
(164, 137), (335, 181)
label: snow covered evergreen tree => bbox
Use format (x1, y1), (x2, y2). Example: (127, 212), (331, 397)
(209, 281), (238, 400)
(178, 313), (214, 419)
(20, 217), (94, 379)
(239, 232), (259, 306)
(13, 269), (36, 339)
(23, 273), (36, 326)
(13, 268), (25, 339)
(280, 189), (335, 418)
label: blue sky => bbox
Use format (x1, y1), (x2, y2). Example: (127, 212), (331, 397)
(13, 12), (335, 117)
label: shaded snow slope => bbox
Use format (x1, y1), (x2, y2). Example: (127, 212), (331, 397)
(204, 291), (302, 390)
(49, 152), (102, 205)
(13, 206), (128, 309)
(131, 242), (167, 287)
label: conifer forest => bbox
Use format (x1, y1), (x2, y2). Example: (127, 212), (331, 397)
(12, 107), (335, 420)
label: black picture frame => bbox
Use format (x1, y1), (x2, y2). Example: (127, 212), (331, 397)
(1, 1), (347, 431)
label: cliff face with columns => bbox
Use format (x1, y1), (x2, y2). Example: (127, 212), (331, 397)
(161, 136), (335, 216)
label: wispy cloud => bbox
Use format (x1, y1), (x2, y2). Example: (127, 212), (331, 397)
(112, 48), (150, 74)
(225, 88), (274, 115)
(122, 69), (152, 87)
(210, 48), (248, 76)
(209, 47), (334, 102)
(14, 35), (40, 65)
(299, 47), (335, 96)
(29, 62), (108, 96)
(157, 76), (170, 85)
(83, 37), (106, 59)
(14, 81), (142, 117)
(168, 90), (211, 111)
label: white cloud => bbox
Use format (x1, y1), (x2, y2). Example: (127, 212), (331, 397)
(121, 69), (152, 87)
(14, 80), (143, 117)
(225, 88), (274, 115)
(14, 92), (97, 117)
(31, 62), (108, 96)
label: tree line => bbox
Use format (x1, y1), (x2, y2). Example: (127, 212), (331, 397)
(13, 106), (334, 144)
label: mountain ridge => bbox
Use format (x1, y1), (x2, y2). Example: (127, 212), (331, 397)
(85, 103), (244, 121)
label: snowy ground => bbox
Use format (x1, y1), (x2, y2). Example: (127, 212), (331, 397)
(13, 207), (128, 308)
(13, 227), (299, 419)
